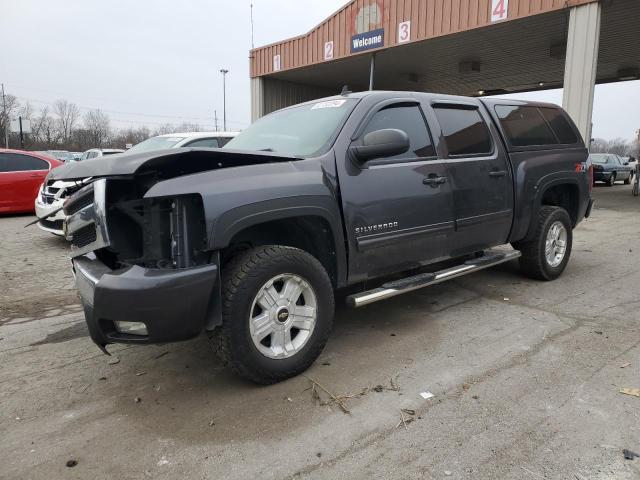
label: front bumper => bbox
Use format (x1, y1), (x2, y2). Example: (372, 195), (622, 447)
(73, 254), (218, 347)
(34, 199), (66, 235)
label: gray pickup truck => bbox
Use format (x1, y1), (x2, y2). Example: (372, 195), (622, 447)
(47, 91), (593, 383)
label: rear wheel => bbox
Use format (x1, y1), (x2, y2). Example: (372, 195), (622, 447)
(210, 245), (334, 384)
(624, 174), (631, 185)
(513, 206), (573, 281)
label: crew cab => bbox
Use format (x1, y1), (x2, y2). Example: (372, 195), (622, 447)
(46, 91), (592, 384)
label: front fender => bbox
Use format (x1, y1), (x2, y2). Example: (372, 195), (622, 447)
(144, 160), (348, 287)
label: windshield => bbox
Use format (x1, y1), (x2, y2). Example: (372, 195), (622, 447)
(224, 98), (357, 157)
(127, 136), (186, 154)
(589, 154), (610, 164)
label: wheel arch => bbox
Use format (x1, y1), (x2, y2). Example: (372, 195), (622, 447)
(520, 175), (584, 243)
(210, 197), (347, 289)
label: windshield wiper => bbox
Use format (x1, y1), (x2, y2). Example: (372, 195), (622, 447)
(258, 148), (275, 152)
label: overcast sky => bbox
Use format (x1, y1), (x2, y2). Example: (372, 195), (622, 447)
(1, 0), (638, 140)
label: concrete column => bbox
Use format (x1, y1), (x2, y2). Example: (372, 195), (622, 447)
(562, 1), (602, 145)
(250, 77), (265, 122)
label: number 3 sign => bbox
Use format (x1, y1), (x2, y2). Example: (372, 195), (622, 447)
(398, 21), (410, 43)
(491, 0), (509, 22)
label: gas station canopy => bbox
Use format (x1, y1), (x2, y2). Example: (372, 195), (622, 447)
(249, 0), (640, 142)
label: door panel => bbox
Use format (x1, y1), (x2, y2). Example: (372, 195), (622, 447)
(337, 102), (455, 282)
(430, 104), (513, 255)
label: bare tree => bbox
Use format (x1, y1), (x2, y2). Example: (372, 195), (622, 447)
(152, 123), (177, 136)
(83, 109), (111, 147)
(590, 137), (635, 156)
(54, 99), (80, 146)
(32, 107), (58, 146)
(0, 93), (20, 146)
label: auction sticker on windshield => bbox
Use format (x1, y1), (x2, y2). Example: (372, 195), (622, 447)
(311, 100), (347, 110)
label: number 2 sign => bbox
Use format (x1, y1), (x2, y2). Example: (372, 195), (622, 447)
(491, 0), (509, 22)
(324, 41), (334, 60)
(398, 21), (411, 43)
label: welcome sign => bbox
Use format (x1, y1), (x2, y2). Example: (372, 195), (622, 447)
(351, 28), (384, 53)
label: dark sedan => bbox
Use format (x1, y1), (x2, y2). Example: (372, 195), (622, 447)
(590, 153), (634, 186)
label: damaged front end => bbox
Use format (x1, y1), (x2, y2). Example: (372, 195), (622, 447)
(65, 177), (219, 350)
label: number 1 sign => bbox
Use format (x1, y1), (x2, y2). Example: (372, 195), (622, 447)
(491, 0), (509, 22)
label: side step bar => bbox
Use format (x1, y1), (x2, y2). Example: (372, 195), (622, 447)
(346, 250), (521, 308)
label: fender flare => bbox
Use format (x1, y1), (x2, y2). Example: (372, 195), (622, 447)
(521, 172), (583, 242)
(209, 195), (348, 288)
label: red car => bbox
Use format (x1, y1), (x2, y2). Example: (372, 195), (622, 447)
(0, 149), (63, 214)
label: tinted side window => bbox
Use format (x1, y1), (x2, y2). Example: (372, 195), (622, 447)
(434, 106), (493, 156)
(0, 153), (48, 172)
(185, 138), (220, 148)
(539, 107), (578, 144)
(361, 104), (435, 160)
(495, 106), (557, 147)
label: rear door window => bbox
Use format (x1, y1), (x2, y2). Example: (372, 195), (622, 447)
(433, 106), (493, 156)
(495, 105), (557, 147)
(361, 104), (436, 160)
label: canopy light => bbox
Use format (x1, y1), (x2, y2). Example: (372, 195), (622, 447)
(459, 61), (481, 73)
(617, 67), (639, 81)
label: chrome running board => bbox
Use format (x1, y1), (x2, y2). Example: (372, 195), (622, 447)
(346, 250), (521, 308)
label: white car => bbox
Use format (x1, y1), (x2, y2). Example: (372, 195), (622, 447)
(125, 131), (238, 154)
(81, 148), (126, 160)
(35, 133), (237, 235)
(35, 179), (88, 235)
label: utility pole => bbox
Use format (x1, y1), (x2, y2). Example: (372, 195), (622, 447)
(250, 3), (255, 49)
(18, 116), (24, 149)
(1, 83), (8, 148)
(220, 69), (229, 131)
(214, 110), (219, 132)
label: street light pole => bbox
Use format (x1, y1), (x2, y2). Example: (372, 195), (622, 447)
(220, 69), (229, 131)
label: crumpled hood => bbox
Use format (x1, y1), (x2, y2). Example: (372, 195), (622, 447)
(46, 147), (300, 182)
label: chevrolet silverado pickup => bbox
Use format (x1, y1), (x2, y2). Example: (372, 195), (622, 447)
(46, 91), (593, 384)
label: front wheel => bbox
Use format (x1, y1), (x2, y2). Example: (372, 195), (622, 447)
(607, 173), (616, 187)
(210, 245), (334, 384)
(513, 206), (573, 281)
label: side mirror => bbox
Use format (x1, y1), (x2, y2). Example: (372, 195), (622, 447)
(624, 162), (629, 166)
(350, 128), (410, 162)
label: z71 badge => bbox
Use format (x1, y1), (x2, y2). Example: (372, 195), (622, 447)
(355, 221), (399, 235)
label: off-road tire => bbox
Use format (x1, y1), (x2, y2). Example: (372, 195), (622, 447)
(209, 245), (334, 384)
(513, 206), (573, 281)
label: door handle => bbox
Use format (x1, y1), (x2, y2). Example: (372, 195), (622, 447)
(423, 175), (447, 186)
(488, 170), (507, 178)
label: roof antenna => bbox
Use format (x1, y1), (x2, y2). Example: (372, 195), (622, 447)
(340, 85), (352, 96)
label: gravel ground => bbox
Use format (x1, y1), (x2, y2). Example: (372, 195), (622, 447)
(0, 185), (639, 480)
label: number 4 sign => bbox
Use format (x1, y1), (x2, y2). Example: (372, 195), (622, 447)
(491, 0), (509, 22)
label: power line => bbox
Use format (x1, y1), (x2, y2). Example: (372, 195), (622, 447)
(13, 95), (248, 127)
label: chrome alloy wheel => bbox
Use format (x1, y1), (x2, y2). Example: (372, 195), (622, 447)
(545, 221), (568, 268)
(249, 273), (318, 359)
